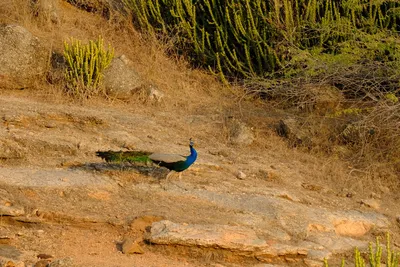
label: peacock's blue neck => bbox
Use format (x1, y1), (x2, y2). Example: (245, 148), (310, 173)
(186, 146), (197, 166)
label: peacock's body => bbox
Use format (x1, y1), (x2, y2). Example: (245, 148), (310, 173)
(96, 139), (197, 178)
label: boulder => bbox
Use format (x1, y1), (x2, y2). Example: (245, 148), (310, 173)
(147, 220), (308, 262)
(103, 55), (142, 99)
(31, 0), (61, 24)
(0, 24), (48, 88)
(276, 118), (311, 148)
(145, 84), (164, 103)
(226, 118), (254, 146)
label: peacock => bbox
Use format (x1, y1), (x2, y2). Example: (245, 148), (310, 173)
(96, 138), (197, 179)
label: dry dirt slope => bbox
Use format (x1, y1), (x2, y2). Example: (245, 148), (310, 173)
(0, 93), (398, 267)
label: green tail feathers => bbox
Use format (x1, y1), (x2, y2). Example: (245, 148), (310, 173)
(96, 150), (152, 164)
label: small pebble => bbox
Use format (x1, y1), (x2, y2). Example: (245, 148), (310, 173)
(34, 259), (51, 267)
(48, 257), (73, 267)
(44, 122), (57, 128)
(236, 171), (246, 180)
(361, 199), (380, 210)
(370, 192), (381, 199)
(37, 253), (53, 259)
(121, 238), (144, 254)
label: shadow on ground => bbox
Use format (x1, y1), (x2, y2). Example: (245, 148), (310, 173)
(69, 162), (170, 181)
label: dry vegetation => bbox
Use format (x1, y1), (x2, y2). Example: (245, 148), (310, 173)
(0, 0), (398, 202)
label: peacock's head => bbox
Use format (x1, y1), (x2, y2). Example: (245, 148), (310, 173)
(189, 138), (194, 147)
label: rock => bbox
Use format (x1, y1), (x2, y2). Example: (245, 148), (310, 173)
(31, 0), (61, 24)
(307, 234), (367, 254)
(179, 186), (389, 249)
(37, 254), (53, 259)
(307, 223), (329, 233)
(227, 118), (254, 146)
(13, 216), (43, 223)
(0, 245), (22, 260)
(103, 55), (142, 99)
(258, 170), (281, 182)
(336, 188), (355, 198)
(44, 121), (57, 128)
(0, 24), (48, 88)
(208, 150), (229, 158)
(255, 243), (307, 262)
(0, 257), (15, 267)
(263, 228), (291, 241)
(0, 205), (24, 216)
(276, 118), (311, 148)
(47, 51), (65, 85)
(235, 170), (246, 180)
(301, 182), (323, 192)
(361, 199), (380, 210)
(146, 84), (164, 103)
(130, 215), (165, 234)
(303, 258), (323, 267)
(121, 238), (144, 254)
(277, 192), (300, 202)
(147, 220), (307, 260)
(0, 257), (25, 267)
(333, 220), (372, 237)
(36, 230), (45, 235)
(307, 249), (332, 260)
(47, 258), (73, 267)
(148, 220), (264, 250)
(253, 265), (286, 267)
(34, 259), (51, 267)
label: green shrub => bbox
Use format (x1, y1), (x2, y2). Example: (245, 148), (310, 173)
(123, 0), (280, 82)
(63, 36), (114, 99)
(122, 0), (400, 81)
(324, 233), (399, 267)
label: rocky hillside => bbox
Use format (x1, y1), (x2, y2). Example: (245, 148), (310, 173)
(0, 1), (399, 267)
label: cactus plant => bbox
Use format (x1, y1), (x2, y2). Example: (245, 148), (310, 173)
(123, 0), (400, 81)
(63, 36), (114, 99)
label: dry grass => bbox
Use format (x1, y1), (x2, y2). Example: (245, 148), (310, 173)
(0, 0), (226, 112)
(0, 0), (32, 26)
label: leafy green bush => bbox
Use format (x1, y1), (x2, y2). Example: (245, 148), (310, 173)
(63, 36), (114, 99)
(324, 233), (399, 267)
